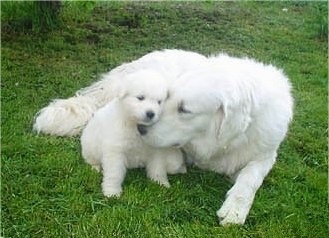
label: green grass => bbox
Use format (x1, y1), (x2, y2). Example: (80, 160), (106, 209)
(1, 1), (328, 237)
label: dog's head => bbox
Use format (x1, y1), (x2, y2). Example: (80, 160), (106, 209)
(117, 69), (169, 127)
(137, 69), (227, 148)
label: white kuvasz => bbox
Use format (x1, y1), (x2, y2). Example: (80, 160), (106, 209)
(33, 49), (207, 136)
(137, 54), (293, 225)
(81, 69), (186, 197)
(33, 49), (293, 225)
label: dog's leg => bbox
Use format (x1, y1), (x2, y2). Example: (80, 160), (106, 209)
(217, 153), (276, 225)
(146, 157), (170, 188)
(164, 149), (187, 175)
(101, 155), (126, 197)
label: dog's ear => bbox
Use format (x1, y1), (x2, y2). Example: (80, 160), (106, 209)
(216, 102), (252, 141)
(117, 85), (127, 99)
(215, 104), (226, 139)
(111, 80), (127, 99)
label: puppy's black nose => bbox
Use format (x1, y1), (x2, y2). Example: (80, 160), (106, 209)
(137, 124), (148, 135)
(146, 111), (155, 120)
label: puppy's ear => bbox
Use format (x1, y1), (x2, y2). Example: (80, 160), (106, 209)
(117, 86), (127, 99)
(215, 104), (226, 139)
(111, 80), (127, 99)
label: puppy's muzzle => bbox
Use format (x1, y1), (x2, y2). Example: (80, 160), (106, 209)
(146, 111), (155, 120)
(137, 124), (148, 135)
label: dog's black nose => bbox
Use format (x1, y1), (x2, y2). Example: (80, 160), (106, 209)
(146, 111), (155, 120)
(137, 124), (148, 135)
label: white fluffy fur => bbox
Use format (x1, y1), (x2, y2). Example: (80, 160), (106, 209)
(33, 49), (207, 136)
(139, 54), (293, 225)
(33, 49), (293, 225)
(81, 69), (186, 197)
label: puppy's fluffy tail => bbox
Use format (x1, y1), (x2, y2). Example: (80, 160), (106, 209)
(33, 96), (98, 137)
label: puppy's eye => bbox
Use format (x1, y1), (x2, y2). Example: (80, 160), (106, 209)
(158, 100), (162, 105)
(136, 95), (145, 101)
(178, 105), (191, 114)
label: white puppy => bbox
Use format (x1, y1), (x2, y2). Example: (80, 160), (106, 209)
(138, 54), (293, 225)
(33, 49), (207, 136)
(81, 69), (186, 197)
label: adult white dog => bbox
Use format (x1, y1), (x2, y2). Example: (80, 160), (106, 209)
(33, 49), (207, 136)
(81, 69), (186, 197)
(138, 54), (293, 225)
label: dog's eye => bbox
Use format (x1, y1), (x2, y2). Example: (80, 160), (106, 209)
(178, 105), (191, 114)
(158, 100), (162, 105)
(136, 95), (145, 101)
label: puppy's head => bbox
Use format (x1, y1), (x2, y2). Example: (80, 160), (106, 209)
(117, 69), (168, 126)
(138, 69), (227, 148)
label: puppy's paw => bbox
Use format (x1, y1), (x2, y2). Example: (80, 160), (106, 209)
(157, 180), (170, 188)
(147, 170), (171, 188)
(216, 195), (250, 226)
(150, 177), (170, 188)
(102, 186), (122, 198)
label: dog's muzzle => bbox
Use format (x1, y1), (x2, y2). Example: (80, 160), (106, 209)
(137, 124), (148, 135)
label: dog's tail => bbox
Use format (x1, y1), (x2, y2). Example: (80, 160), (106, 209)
(33, 72), (119, 137)
(33, 96), (98, 137)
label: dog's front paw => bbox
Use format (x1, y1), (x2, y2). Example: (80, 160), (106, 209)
(157, 179), (170, 188)
(147, 170), (171, 188)
(150, 177), (170, 188)
(216, 195), (251, 226)
(102, 185), (122, 198)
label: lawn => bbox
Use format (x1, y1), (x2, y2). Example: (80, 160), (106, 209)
(1, 1), (328, 237)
